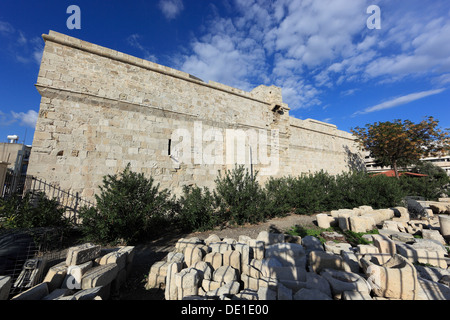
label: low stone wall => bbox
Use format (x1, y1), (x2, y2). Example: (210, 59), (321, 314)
(147, 205), (450, 300)
(0, 243), (135, 300)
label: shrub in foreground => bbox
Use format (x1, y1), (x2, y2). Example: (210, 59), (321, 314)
(78, 164), (176, 245)
(0, 192), (69, 230)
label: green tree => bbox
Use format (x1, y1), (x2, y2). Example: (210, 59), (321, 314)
(351, 116), (449, 178)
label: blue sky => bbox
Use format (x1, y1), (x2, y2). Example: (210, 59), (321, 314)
(0, 0), (449, 146)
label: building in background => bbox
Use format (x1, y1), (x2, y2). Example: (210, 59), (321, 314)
(0, 135), (32, 196)
(364, 151), (450, 176)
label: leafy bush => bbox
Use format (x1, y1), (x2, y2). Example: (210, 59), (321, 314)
(177, 185), (217, 232)
(400, 162), (450, 200)
(0, 192), (69, 230)
(78, 164), (176, 245)
(265, 171), (405, 215)
(263, 177), (292, 218)
(332, 172), (404, 209)
(213, 165), (268, 226)
(290, 171), (338, 215)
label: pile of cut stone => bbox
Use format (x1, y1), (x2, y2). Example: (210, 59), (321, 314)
(0, 243), (135, 300)
(147, 203), (450, 300)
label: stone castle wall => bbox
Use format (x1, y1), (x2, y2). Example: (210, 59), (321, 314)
(28, 31), (362, 202)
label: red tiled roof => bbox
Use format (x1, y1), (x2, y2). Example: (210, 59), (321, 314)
(372, 170), (428, 177)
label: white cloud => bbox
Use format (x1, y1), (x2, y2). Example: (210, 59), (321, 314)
(174, 0), (450, 111)
(353, 88), (446, 116)
(127, 34), (158, 62)
(0, 20), (14, 35)
(158, 0), (184, 20)
(11, 110), (38, 128)
(0, 21), (44, 66)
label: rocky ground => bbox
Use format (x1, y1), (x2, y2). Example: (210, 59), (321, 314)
(119, 213), (317, 300)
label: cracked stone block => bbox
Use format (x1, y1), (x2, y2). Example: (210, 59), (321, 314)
(65, 243), (101, 266)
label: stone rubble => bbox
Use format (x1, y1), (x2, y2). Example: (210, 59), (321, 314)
(147, 203), (450, 300)
(1, 243), (135, 300)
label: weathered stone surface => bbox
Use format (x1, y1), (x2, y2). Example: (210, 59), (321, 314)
(81, 263), (119, 289)
(257, 286), (277, 300)
(223, 249), (241, 273)
(72, 286), (105, 300)
(337, 216), (351, 231)
(357, 244), (379, 255)
(395, 240), (447, 269)
(192, 261), (213, 280)
(65, 243), (101, 266)
(175, 237), (204, 252)
(209, 242), (233, 254)
(247, 239), (265, 260)
(97, 248), (128, 270)
(204, 252), (223, 270)
(379, 229), (415, 243)
(202, 279), (224, 292)
(320, 268), (371, 299)
(277, 282), (292, 300)
(324, 241), (352, 255)
(43, 261), (67, 292)
(302, 235), (324, 254)
(415, 264), (450, 283)
(184, 246), (205, 267)
(422, 229), (446, 245)
(0, 276), (12, 300)
(63, 260), (93, 289)
(309, 251), (349, 273)
(234, 288), (259, 300)
(265, 242), (306, 267)
(205, 281), (240, 297)
(293, 288), (332, 300)
(412, 239), (447, 256)
(175, 267), (201, 300)
(382, 220), (407, 233)
(257, 231), (284, 245)
(42, 288), (72, 300)
(438, 215), (450, 241)
(11, 282), (49, 300)
(391, 206), (409, 222)
(321, 231), (346, 242)
(349, 215), (376, 233)
(165, 262), (182, 300)
(213, 266), (238, 284)
(234, 243), (250, 270)
(204, 234), (221, 246)
(342, 290), (373, 300)
(372, 234), (396, 255)
(167, 252), (184, 264)
(362, 254), (419, 300)
(271, 266), (307, 283)
(241, 273), (277, 291)
(316, 213), (333, 229)
(340, 251), (360, 273)
(417, 278), (450, 300)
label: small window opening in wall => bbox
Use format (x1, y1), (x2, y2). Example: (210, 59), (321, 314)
(271, 104), (284, 115)
(168, 139), (171, 156)
(56, 150), (64, 157)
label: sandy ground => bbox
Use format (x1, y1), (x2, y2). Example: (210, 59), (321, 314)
(119, 213), (318, 300)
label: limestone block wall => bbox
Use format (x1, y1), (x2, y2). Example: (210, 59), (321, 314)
(28, 31), (362, 202)
(288, 118), (363, 176)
